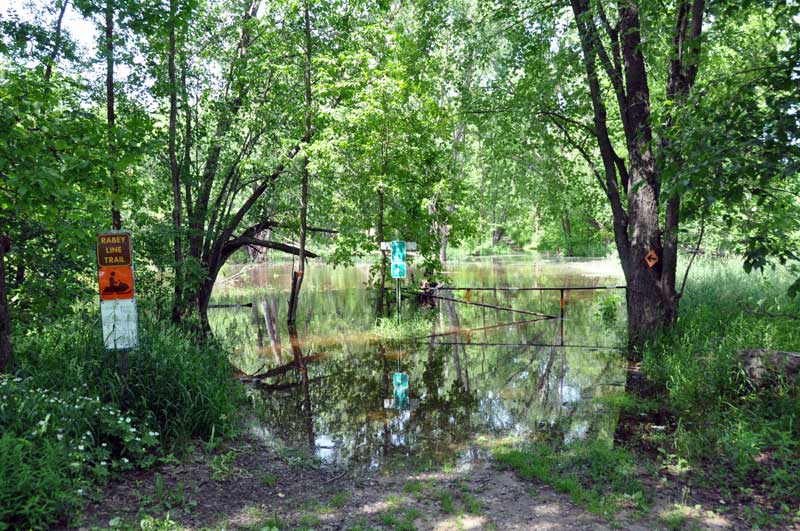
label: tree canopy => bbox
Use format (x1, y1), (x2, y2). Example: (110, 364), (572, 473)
(0, 0), (798, 367)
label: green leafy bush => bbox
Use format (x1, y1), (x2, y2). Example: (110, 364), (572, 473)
(0, 376), (159, 529)
(0, 433), (77, 530)
(1, 308), (244, 528)
(0, 376), (158, 472)
(15, 312), (243, 448)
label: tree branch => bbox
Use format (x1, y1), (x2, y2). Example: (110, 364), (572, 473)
(550, 118), (607, 194)
(221, 237), (319, 261)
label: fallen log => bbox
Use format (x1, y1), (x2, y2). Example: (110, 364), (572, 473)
(244, 354), (323, 380)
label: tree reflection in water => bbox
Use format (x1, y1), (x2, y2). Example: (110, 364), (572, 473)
(213, 257), (628, 471)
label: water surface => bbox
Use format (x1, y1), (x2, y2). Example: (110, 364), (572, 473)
(211, 255), (628, 471)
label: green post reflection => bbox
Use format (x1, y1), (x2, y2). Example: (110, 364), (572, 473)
(211, 256), (628, 471)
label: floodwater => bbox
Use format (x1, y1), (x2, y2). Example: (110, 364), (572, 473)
(210, 255), (628, 472)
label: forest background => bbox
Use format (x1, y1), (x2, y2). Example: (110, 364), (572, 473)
(0, 0), (799, 528)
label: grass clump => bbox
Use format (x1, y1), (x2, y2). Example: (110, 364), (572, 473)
(436, 489), (456, 514)
(402, 480), (426, 494)
(461, 493), (482, 515)
(375, 311), (434, 341)
(330, 490), (350, 508)
(658, 504), (701, 531)
(492, 439), (648, 517)
(641, 261), (800, 520)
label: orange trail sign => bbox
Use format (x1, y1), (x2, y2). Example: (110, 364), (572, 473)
(644, 250), (659, 268)
(97, 231), (138, 350)
(98, 266), (135, 300)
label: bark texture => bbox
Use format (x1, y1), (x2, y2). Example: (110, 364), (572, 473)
(568, 0), (705, 356)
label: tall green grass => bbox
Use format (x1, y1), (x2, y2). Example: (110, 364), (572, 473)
(1, 305), (244, 529)
(642, 259), (800, 521)
(14, 311), (243, 448)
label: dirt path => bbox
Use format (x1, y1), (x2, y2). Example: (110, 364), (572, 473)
(74, 435), (749, 531)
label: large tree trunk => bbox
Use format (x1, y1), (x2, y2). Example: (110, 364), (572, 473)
(618, 0), (677, 348)
(568, 0), (704, 356)
(0, 236), (12, 373)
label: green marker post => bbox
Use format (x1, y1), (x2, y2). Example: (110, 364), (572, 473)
(390, 241), (407, 324)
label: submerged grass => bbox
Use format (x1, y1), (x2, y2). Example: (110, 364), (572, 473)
(374, 310), (436, 340)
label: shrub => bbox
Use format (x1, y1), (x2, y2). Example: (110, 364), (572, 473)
(0, 376), (159, 529)
(1, 307), (244, 528)
(14, 311), (243, 449)
(0, 433), (77, 530)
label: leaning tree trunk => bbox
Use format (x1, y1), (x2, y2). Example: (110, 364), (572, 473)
(0, 236), (12, 373)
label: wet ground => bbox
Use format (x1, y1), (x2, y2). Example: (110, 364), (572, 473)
(76, 431), (742, 530)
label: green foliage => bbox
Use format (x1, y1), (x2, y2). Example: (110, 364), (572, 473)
(209, 451), (238, 481)
(330, 491), (350, 509)
(642, 260), (800, 519)
(14, 310), (243, 448)
(402, 480), (425, 494)
(0, 433), (79, 530)
(0, 376), (159, 529)
(436, 489), (456, 514)
(0, 308), (243, 528)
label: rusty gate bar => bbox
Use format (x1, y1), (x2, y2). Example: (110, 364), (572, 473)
(404, 284), (627, 350)
(425, 285), (627, 291)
